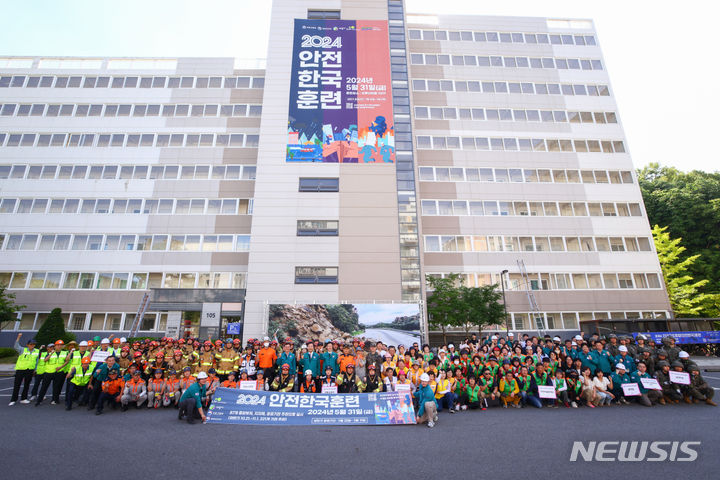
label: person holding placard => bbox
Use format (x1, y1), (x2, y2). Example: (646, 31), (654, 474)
(630, 361), (661, 407)
(610, 363), (632, 405)
(655, 360), (682, 404)
(686, 365), (716, 406)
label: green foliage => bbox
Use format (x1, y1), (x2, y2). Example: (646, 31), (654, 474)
(369, 314), (420, 331)
(460, 284), (506, 333)
(0, 285), (25, 332)
(324, 304), (360, 333)
(35, 308), (76, 346)
(638, 164), (720, 314)
(652, 225), (711, 316)
(0, 347), (17, 358)
(426, 274), (465, 343)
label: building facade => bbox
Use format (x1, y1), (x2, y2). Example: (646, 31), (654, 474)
(0, 0), (670, 344)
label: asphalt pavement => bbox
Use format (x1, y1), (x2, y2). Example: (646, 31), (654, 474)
(1, 374), (719, 478)
(360, 328), (421, 347)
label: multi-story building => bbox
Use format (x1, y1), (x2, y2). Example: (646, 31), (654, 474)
(0, 0), (670, 345)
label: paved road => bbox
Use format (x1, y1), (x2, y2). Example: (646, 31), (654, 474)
(1, 374), (719, 477)
(359, 328), (420, 347)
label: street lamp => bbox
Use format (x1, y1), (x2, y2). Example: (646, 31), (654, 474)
(500, 270), (509, 337)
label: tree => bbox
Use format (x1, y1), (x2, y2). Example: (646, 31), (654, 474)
(0, 285), (25, 332)
(652, 225), (711, 316)
(36, 308), (75, 346)
(460, 284), (506, 336)
(426, 274), (464, 345)
(638, 164), (720, 302)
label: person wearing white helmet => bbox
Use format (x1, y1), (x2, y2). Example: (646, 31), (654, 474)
(613, 345), (636, 373)
(610, 363), (632, 405)
(179, 371), (208, 424)
(413, 372), (438, 428)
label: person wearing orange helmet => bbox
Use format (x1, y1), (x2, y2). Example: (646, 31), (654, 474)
(168, 350), (187, 377)
(121, 368), (147, 410)
(65, 355), (96, 410)
(111, 337), (122, 357)
(195, 341), (215, 376)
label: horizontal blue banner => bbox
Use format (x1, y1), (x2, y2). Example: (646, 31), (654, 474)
(206, 388), (416, 426)
(633, 331), (720, 344)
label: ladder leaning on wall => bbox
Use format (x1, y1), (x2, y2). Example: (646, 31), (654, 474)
(128, 292), (150, 338)
(516, 259), (545, 337)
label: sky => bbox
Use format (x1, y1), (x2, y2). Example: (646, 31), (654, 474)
(355, 304), (420, 325)
(0, 0), (716, 173)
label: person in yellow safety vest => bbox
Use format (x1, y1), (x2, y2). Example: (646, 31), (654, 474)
(337, 363), (365, 394)
(9, 334), (39, 405)
(499, 371), (521, 408)
(164, 369), (181, 406)
(31, 342), (54, 402)
(35, 340), (69, 406)
(65, 356), (96, 410)
(215, 339), (239, 381)
(409, 361), (424, 386)
(270, 364), (295, 392)
(195, 341), (215, 376)
(147, 369), (167, 409)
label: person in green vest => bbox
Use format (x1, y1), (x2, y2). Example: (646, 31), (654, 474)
(9, 333), (39, 405)
(499, 371), (520, 408)
(49, 339), (71, 404)
(30, 342), (54, 401)
(35, 341), (65, 406)
(65, 356), (95, 410)
(66, 341), (91, 402)
(462, 375), (481, 410)
(551, 369), (570, 408)
(479, 369), (498, 410)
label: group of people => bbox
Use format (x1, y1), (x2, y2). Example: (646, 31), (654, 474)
(8, 330), (715, 427)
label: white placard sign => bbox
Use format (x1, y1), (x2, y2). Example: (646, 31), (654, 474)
(396, 383), (412, 392)
(621, 382), (641, 396)
(165, 311), (181, 338)
(321, 385), (338, 394)
(90, 350), (111, 363)
(669, 371), (691, 385)
(537, 385), (557, 399)
(201, 303), (222, 327)
(239, 381), (257, 391)
(640, 378), (662, 390)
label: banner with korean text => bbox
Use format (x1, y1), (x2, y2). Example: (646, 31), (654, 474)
(206, 388), (415, 425)
(287, 19), (395, 163)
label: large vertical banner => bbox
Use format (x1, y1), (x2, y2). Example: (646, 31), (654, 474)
(287, 19), (395, 164)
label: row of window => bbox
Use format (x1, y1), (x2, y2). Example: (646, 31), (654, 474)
(418, 167), (634, 185)
(0, 102), (262, 118)
(1, 271), (247, 290)
(507, 311), (669, 331)
(408, 29), (596, 46)
(412, 78), (610, 96)
(295, 267), (339, 284)
(0, 75), (264, 89)
(0, 233), (251, 253)
(427, 271), (663, 291)
(0, 164), (256, 181)
(414, 106), (617, 124)
(420, 200), (642, 218)
(416, 135), (626, 153)
(12, 311), (170, 333)
(0, 132), (259, 148)
(410, 53), (603, 71)
(0, 197), (252, 215)
(423, 235), (652, 254)
(297, 220), (339, 236)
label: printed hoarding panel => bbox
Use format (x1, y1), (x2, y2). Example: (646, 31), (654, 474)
(287, 19), (395, 163)
(268, 304), (420, 346)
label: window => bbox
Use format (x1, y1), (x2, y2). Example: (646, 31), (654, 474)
(295, 266), (338, 284)
(308, 10), (340, 19)
(297, 220), (339, 236)
(299, 178), (339, 192)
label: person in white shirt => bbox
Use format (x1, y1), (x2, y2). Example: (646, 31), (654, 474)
(592, 370), (614, 406)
